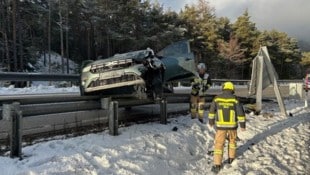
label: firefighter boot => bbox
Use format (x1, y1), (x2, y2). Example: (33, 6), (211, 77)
(198, 102), (205, 123)
(228, 158), (234, 164)
(211, 165), (221, 173)
(190, 103), (197, 119)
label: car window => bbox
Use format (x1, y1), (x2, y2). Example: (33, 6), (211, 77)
(157, 40), (190, 57)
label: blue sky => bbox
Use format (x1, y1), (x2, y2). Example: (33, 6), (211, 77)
(151, 0), (310, 43)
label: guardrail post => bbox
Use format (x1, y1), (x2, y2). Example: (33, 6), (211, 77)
(109, 101), (118, 136)
(160, 98), (167, 124)
(101, 97), (110, 110)
(2, 103), (12, 121)
(9, 102), (22, 159)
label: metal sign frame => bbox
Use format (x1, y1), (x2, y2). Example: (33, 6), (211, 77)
(249, 46), (287, 117)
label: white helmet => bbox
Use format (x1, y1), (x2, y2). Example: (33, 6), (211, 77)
(197, 63), (206, 70)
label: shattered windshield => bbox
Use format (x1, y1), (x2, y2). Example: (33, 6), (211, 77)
(157, 40), (191, 57)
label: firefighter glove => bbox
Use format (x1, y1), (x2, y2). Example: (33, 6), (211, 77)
(192, 83), (200, 90)
(191, 91), (199, 96)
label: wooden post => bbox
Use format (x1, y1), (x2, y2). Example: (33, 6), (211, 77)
(10, 102), (22, 159)
(109, 101), (118, 136)
(160, 98), (167, 124)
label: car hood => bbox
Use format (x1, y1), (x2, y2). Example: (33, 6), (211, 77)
(87, 50), (151, 67)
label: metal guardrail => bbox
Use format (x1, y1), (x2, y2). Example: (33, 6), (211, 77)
(0, 95), (189, 156)
(0, 85), (287, 156)
(206, 79), (302, 85)
(212, 79), (303, 83)
(0, 94), (191, 117)
(0, 72), (303, 84)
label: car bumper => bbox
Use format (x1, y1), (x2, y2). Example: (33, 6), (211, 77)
(81, 71), (145, 93)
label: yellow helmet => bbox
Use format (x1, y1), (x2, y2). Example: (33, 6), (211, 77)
(222, 81), (234, 91)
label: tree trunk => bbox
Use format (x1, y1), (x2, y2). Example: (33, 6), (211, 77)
(17, 0), (23, 71)
(0, 0), (2, 29)
(65, 2), (69, 74)
(18, 22), (23, 71)
(4, 32), (9, 70)
(0, 0), (4, 66)
(4, 0), (10, 71)
(48, 0), (51, 73)
(87, 29), (91, 59)
(12, 0), (17, 71)
(106, 31), (110, 57)
(43, 21), (47, 66)
(0, 31), (10, 70)
(59, 0), (65, 74)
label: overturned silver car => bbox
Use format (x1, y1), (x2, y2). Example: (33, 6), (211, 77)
(80, 40), (196, 99)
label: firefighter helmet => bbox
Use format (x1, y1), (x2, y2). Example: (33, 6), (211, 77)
(197, 63), (206, 70)
(222, 81), (234, 91)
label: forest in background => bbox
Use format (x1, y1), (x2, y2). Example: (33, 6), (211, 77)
(1, 0), (310, 79)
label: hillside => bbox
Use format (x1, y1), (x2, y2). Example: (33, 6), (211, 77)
(298, 40), (310, 52)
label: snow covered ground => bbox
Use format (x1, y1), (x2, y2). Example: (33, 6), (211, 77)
(0, 86), (309, 175)
(0, 85), (79, 95)
(1, 50), (308, 174)
(32, 52), (78, 75)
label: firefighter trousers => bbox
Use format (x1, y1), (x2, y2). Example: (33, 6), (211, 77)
(214, 129), (237, 165)
(190, 95), (205, 120)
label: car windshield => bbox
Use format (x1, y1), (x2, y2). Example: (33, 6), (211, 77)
(157, 40), (190, 57)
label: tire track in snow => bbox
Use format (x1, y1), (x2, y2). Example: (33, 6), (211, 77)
(237, 114), (310, 158)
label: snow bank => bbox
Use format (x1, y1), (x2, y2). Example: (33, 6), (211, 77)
(0, 99), (309, 175)
(33, 52), (78, 74)
(0, 85), (309, 174)
(0, 85), (79, 95)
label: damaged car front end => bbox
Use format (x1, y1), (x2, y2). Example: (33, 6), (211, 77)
(80, 40), (196, 99)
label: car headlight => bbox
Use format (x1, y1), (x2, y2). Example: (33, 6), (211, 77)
(82, 65), (91, 73)
(81, 80), (86, 86)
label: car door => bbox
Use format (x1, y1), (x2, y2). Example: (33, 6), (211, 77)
(157, 40), (196, 82)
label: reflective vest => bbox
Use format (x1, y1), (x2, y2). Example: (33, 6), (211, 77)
(191, 73), (211, 97)
(208, 91), (246, 130)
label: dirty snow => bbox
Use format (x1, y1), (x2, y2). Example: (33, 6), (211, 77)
(0, 86), (309, 175)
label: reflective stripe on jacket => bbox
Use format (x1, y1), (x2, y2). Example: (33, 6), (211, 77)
(208, 90), (246, 130)
(191, 73), (211, 97)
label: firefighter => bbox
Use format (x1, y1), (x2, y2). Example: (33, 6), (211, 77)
(143, 50), (165, 100)
(208, 81), (246, 173)
(190, 63), (212, 123)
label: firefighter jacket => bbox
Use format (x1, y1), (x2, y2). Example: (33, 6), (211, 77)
(208, 90), (246, 130)
(191, 73), (211, 97)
